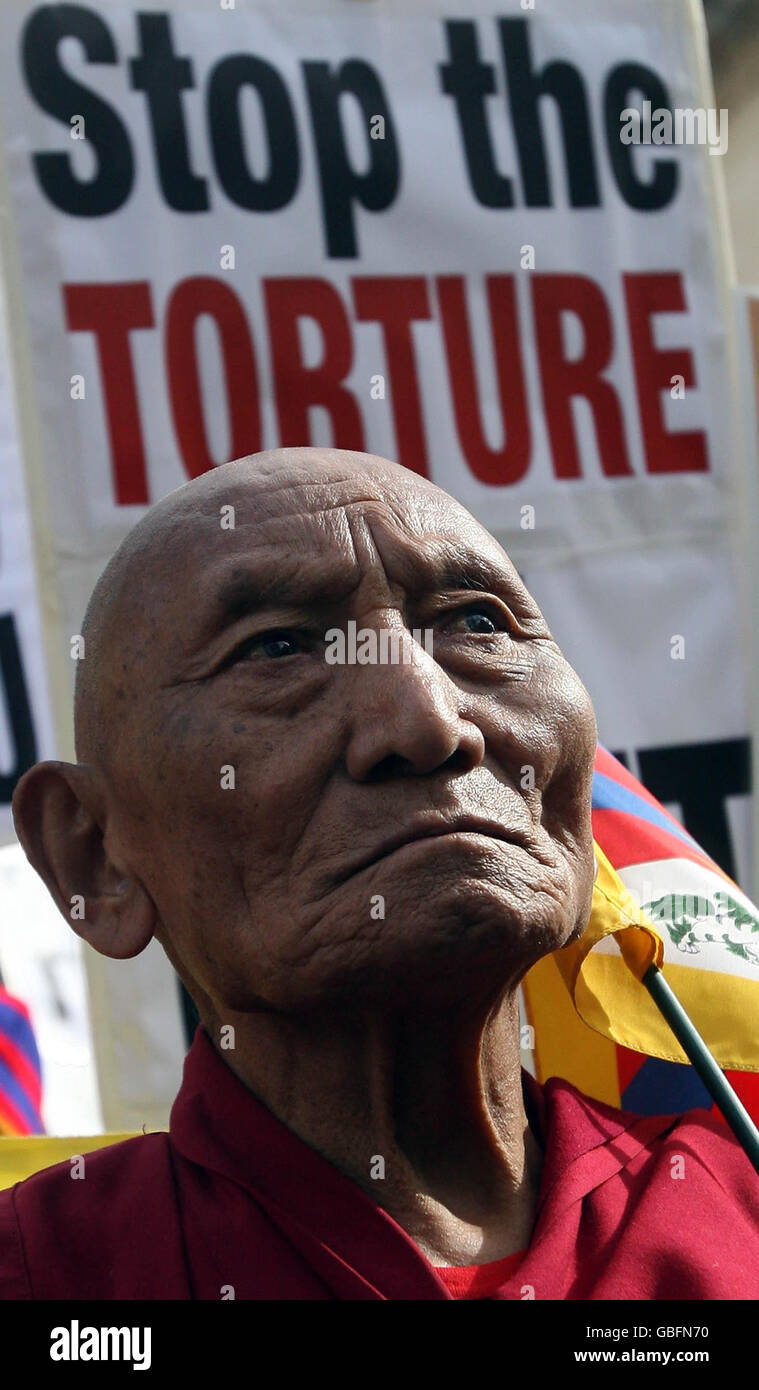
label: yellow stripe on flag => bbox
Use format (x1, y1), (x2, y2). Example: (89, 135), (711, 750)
(0, 1132), (142, 1191)
(549, 842), (759, 1073)
(522, 951), (622, 1106)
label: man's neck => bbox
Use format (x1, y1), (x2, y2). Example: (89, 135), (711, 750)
(202, 990), (542, 1267)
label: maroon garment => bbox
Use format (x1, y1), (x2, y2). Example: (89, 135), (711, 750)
(1, 1026), (757, 1300)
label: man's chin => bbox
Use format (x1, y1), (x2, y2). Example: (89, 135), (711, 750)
(270, 880), (582, 1015)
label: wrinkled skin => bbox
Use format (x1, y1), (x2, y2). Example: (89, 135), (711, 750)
(14, 448), (598, 1266)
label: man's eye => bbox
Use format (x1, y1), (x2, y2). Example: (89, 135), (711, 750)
(446, 605), (510, 636)
(461, 610), (497, 634)
(237, 630), (302, 661)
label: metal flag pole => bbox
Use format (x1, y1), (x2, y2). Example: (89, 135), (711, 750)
(642, 963), (759, 1174)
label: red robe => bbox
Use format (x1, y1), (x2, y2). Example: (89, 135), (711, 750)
(0, 1026), (757, 1300)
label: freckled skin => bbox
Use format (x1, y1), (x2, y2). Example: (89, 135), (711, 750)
(13, 447), (598, 1266)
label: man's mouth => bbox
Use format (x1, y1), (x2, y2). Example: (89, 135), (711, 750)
(336, 815), (532, 883)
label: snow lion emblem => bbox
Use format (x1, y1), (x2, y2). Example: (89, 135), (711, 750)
(641, 890), (759, 966)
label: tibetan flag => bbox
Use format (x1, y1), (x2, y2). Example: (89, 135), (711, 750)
(523, 745), (759, 1121)
(0, 987), (44, 1136)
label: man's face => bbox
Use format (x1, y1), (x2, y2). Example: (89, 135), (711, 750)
(99, 455), (598, 1016)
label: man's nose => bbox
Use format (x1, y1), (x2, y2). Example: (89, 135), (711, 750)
(343, 627), (485, 781)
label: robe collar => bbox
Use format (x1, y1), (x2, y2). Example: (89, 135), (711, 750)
(169, 1026), (674, 1299)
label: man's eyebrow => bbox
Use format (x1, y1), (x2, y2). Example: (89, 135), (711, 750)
(419, 547), (513, 594)
(437, 569), (489, 592)
(216, 572), (291, 622)
(200, 562), (359, 635)
(419, 548), (542, 623)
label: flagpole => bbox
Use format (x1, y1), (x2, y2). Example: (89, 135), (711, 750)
(642, 964), (759, 1173)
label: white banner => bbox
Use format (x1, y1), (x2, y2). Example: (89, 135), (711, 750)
(735, 287), (759, 902)
(0, 0), (752, 1128)
(0, 274), (56, 847)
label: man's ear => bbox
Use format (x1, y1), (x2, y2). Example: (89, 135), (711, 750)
(12, 761), (156, 960)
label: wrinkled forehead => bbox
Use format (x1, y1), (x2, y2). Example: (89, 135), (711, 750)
(176, 468), (521, 591)
(120, 464), (543, 665)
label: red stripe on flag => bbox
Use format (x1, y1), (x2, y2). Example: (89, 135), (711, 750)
(616, 1044), (648, 1098)
(723, 1070), (759, 1127)
(592, 807), (726, 877)
(0, 1086), (32, 1137)
(0, 1028), (42, 1107)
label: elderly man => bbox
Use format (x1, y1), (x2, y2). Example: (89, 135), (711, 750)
(1, 448), (757, 1301)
